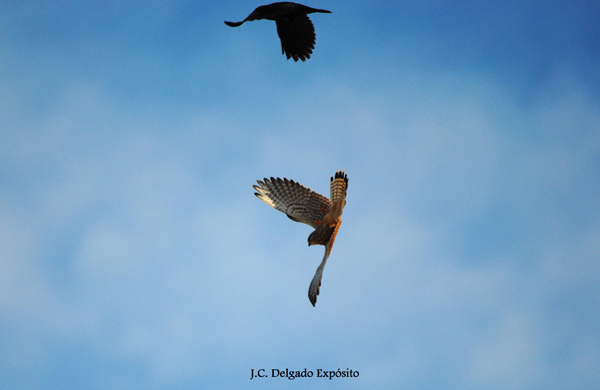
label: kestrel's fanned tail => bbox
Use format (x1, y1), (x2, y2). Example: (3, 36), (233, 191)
(308, 218), (341, 306)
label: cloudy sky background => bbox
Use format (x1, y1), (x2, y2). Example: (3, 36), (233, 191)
(1, 1), (599, 389)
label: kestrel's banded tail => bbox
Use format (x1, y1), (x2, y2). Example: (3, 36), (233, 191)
(253, 170), (348, 306)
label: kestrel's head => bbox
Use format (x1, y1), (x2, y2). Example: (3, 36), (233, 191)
(308, 224), (336, 247)
(308, 231), (319, 246)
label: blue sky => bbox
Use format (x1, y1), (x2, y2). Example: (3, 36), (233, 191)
(1, 1), (599, 389)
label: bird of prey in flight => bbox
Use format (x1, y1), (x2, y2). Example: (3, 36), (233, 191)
(253, 171), (348, 306)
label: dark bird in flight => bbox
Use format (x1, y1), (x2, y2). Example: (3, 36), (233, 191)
(224, 2), (331, 62)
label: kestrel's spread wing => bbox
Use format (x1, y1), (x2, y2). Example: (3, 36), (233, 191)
(253, 177), (331, 228)
(224, 2), (332, 62)
(253, 170), (348, 306)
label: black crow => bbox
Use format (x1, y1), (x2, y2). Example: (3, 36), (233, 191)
(225, 2), (331, 61)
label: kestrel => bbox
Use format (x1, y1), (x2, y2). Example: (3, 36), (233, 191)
(224, 2), (331, 62)
(253, 170), (348, 306)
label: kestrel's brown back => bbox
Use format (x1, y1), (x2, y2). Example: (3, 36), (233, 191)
(253, 170), (348, 306)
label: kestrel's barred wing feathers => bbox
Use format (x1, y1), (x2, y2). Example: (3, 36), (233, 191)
(310, 170), (347, 250)
(253, 177), (330, 229)
(330, 170), (348, 205)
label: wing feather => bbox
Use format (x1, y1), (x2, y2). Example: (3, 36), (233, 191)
(253, 177), (330, 228)
(330, 170), (348, 205)
(276, 14), (315, 61)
